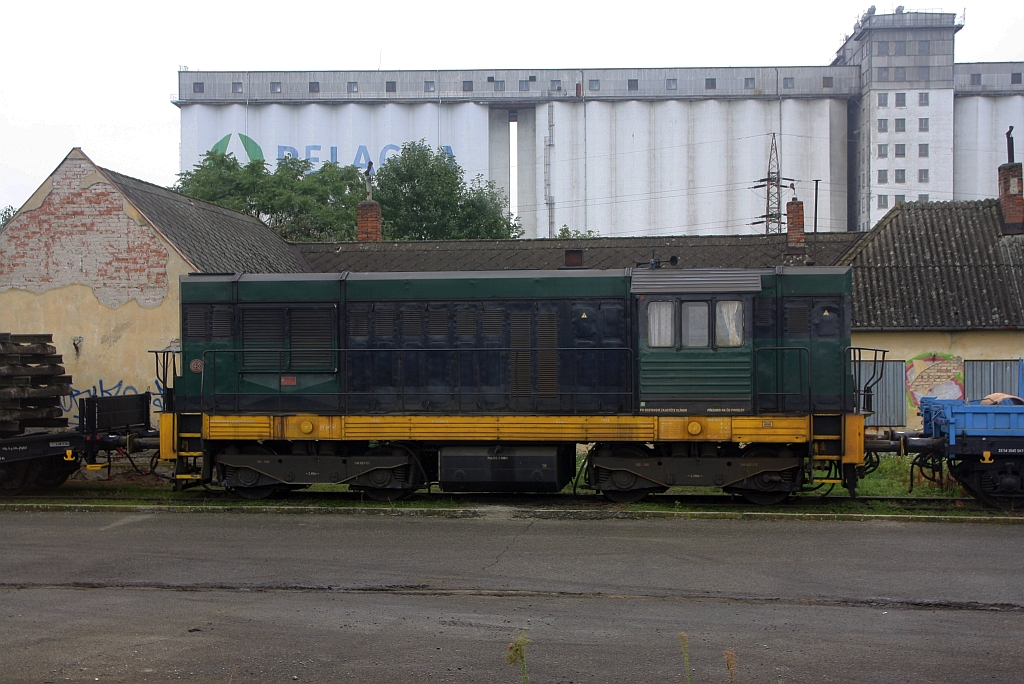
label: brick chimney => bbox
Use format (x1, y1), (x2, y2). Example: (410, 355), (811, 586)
(357, 200), (382, 242)
(999, 164), (1023, 236)
(786, 198), (805, 254)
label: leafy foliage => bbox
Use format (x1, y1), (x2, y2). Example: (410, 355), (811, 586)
(173, 142), (520, 242)
(557, 224), (599, 238)
(0, 204), (15, 228)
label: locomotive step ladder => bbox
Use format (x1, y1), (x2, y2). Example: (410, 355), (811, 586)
(808, 414), (845, 485)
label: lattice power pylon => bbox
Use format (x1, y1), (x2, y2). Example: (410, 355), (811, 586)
(750, 133), (794, 234)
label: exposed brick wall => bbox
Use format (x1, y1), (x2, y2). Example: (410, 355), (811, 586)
(998, 162), (1023, 235)
(0, 155), (170, 308)
(357, 200), (382, 242)
(786, 199), (805, 254)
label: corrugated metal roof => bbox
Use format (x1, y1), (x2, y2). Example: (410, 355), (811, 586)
(837, 199), (1024, 330)
(100, 169), (308, 274)
(630, 268), (768, 293)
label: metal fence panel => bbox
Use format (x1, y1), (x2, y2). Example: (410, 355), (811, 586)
(859, 360), (907, 427)
(965, 360), (1021, 400)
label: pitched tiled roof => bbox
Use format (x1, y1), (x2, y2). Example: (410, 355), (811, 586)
(298, 233), (863, 273)
(100, 169), (308, 274)
(836, 199), (1024, 330)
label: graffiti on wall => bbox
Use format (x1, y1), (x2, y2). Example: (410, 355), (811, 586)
(905, 353), (965, 411)
(60, 378), (142, 427)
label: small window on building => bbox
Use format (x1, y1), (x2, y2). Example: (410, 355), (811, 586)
(347, 81), (358, 93)
(919, 168), (929, 183)
(386, 81), (397, 93)
(895, 41), (906, 56)
(647, 301), (674, 348)
(783, 77), (794, 89)
(919, 91), (929, 106)
(715, 301), (744, 348)
(424, 80), (436, 92)
(519, 80), (530, 91)
(919, 117), (929, 132)
(894, 67), (906, 82)
(666, 78), (677, 90)
(270, 81), (282, 93)
(878, 169), (888, 184)
(895, 118), (906, 132)
(895, 92), (906, 107)
(1013, 73), (1023, 85)
(822, 76), (834, 88)
(704, 78), (716, 90)
(877, 92), (888, 107)
(877, 67), (889, 81)
(550, 79), (562, 90)
(589, 79), (600, 91)
(462, 80), (474, 92)
(629, 78), (640, 90)
(232, 82), (243, 93)
(744, 77), (755, 89)
(919, 143), (929, 158)
(919, 41), (930, 55)
(877, 41), (889, 55)
(878, 144), (888, 158)
(918, 66), (929, 81)
(895, 143), (906, 158)
(919, 194), (929, 202)
(878, 118), (888, 132)
(895, 194), (906, 204)
(895, 169), (906, 184)
(878, 194), (889, 209)
(493, 80), (505, 91)
(680, 302), (709, 348)
(309, 81), (320, 93)
(192, 82), (204, 93)
(970, 73), (982, 85)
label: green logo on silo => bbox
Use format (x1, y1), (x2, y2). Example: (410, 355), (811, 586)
(209, 133), (265, 162)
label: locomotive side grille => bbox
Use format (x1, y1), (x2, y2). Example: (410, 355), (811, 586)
(482, 309), (503, 336)
(184, 307), (207, 339)
(510, 311), (531, 396)
(785, 304), (810, 336)
(402, 309), (423, 338)
(456, 309), (476, 336)
(754, 301), (773, 327)
(428, 308), (448, 337)
(375, 307), (395, 337)
(290, 308), (334, 369)
(242, 308), (285, 369)
(211, 307), (233, 339)
(537, 311), (559, 397)
(348, 309), (369, 337)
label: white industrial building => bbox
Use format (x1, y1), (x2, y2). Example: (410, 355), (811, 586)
(176, 8), (1023, 238)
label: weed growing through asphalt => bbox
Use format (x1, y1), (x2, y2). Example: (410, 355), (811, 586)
(506, 628), (531, 684)
(679, 632), (692, 684)
(725, 648), (737, 682)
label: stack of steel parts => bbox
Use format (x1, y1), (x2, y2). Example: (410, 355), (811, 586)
(0, 333), (72, 439)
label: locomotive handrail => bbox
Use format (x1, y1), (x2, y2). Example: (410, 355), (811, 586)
(846, 347), (887, 414)
(752, 346), (811, 414)
(197, 346), (634, 415)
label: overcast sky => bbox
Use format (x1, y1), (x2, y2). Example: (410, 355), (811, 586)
(1, 0), (1021, 210)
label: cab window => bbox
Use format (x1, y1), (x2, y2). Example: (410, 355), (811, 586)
(680, 302), (709, 347)
(715, 301), (744, 347)
(647, 301), (674, 347)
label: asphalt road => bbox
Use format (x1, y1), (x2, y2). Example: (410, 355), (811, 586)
(2, 510), (1022, 683)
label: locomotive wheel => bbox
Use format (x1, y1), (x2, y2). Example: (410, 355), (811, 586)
(602, 487), (656, 504)
(223, 447), (283, 500)
(740, 491), (791, 506)
(970, 463), (1024, 510)
(33, 457), (78, 490)
(232, 484), (282, 500)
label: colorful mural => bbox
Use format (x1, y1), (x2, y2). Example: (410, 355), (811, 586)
(905, 352), (965, 411)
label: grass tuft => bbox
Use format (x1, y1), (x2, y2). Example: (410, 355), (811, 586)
(505, 628), (531, 684)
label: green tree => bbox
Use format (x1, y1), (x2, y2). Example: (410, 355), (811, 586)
(374, 141), (521, 240)
(557, 224), (599, 238)
(0, 205), (15, 228)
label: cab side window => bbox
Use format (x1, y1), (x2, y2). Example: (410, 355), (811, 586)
(647, 301), (674, 347)
(680, 302), (709, 347)
(715, 301), (744, 347)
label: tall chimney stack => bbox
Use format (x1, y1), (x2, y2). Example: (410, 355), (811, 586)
(357, 200), (382, 242)
(786, 197), (805, 254)
(999, 127), (1023, 235)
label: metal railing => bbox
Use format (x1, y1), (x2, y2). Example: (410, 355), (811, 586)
(847, 347), (888, 414)
(192, 346), (634, 415)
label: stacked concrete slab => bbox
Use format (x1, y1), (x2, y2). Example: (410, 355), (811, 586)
(0, 334), (72, 438)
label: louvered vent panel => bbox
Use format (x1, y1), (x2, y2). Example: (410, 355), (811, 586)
(402, 309), (423, 338)
(482, 309), (503, 336)
(211, 308), (233, 338)
(290, 308), (334, 369)
(537, 312), (559, 397)
(184, 307), (207, 339)
(428, 308), (448, 336)
(375, 308), (395, 337)
(348, 309), (369, 337)
(785, 304), (810, 335)
(456, 309), (476, 336)
(510, 311), (531, 396)
(242, 308), (285, 369)
(755, 301), (773, 327)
